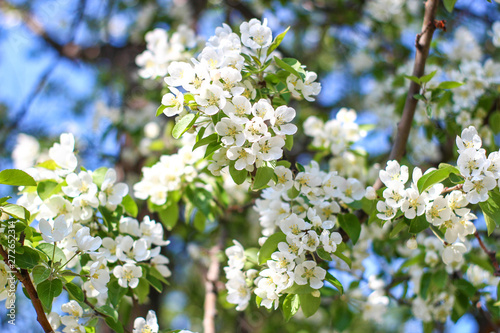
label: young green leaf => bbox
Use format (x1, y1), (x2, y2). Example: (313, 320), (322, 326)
(172, 113), (197, 139)
(444, 0), (458, 12)
(420, 70), (437, 83)
(37, 278), (63, 311)
(298, 293), (321, 317)
(229, 162), (247, 185)
(253, 166), (274, 190)
(121, 195), (138, 218)
(258, 232), (286, 264)
(267, 26), (290, 57)
(0, 169), (37, 187)
(282, 293), (300, 321)
(325, 272), (343, 294)
(338, 213), (361, 245)
(437, 81), (464, 89)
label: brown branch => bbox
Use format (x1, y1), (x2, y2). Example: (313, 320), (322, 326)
(374, 0), (441, 190)
(203, 227), (227, 333)
(0, 245), (53, 332)
(441, 183), (463, 194)
(474, 231), (500, 277)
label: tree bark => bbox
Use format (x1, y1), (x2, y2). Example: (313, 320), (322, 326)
(374, 0), (441, 189)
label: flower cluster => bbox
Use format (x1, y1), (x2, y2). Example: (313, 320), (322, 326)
(136, 25), (199, 79)
(132, 310), (196, 333)
(9, 133), (172, 332)
(456, 126), (500, 204)
(303, 108), (372, 182)
(304, 109), (366, 156)
(375, 158), (477, 266)
(224, 241), (254, 311)
(158, 19), (320, 181)
(255, 161), (365, 236)
(134, 134), (206, 205)
(222, 161), (367, 310)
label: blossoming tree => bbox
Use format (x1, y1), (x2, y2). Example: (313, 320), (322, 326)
(1, 0), (500, 332)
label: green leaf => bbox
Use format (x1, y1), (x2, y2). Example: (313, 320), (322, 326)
(193, 210), (206, 232)
(149, 266), (170, 285)
(453, 279), (476, 297)
(437, 81), (464, 89)
(1, 203), (30, 221)
(426, 105), (432, 118)
(478, 189), (500, 235)
(316, 247), (332, 261)
(135, 278), (150, 303)
(274, 56), (300, 78)
(145, 273), (163, 293)
(404, 75), (421, 85)
(400, 252), (425, 270)
(37, 278), (63, 311)
(490, 111), (500, 134)
(420, 272), (432, 299)
(92, 167), (108, 188)
(172, 113), (197, 139)
(37, 180), (61, 201)
(417, 164), (459, 193)
(0, 169), (37, 187)
(229, 162), (247, 185)
(36, 160), (59, 170)
(282, 293), (300, 322)
(333, 245), (352, 269)
(36, 243), (67, 265)
(108, 280), (127, 307)
(66, 282), (84, 302)
(258, 232), (286, 264)
(444, 0), (458, 12)
(121, 195), (138, 218)
(284, 283), (316, 295)
(105, 317), (124, 333)
(32, 265), (52, 285)
(97, 305), (119, 322)
(99, 206), (115, 232)
(420, 70), (437, 83)
(325, 272), (343, 294)
(284, 135), (293, 151)
(276, 160), (291, 168)
(16, 247), (40, 269)
(193, 133), (218, 151)
(408, 215), (429, 234)
(203, 141), (222, 158)
(156, 104), (167, 117)
(432, 269), (448, 290)
(185, 186), (212, 218)
(338, 213), (361, 245)
(484, 214), (496, 236)
(253, 166), (274, 190)
(298, 293), (321, 317)
(448, 173), (464, 184)
(389, 219), (407, 238)
(267, 26), (290, 56)
(159, 203), (179, 230)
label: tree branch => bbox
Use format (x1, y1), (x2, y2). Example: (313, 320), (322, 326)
(0, 245), (53, 333)
(203, 227), (227, 333)
(374, 0), (440, 189)
(474, 231), (500, 277)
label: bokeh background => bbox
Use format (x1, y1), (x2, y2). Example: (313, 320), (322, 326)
(0, 0), (500, 332)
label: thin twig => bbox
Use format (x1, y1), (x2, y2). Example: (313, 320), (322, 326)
(0, 245), (53, 332)
(474, 231), (500, 277)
